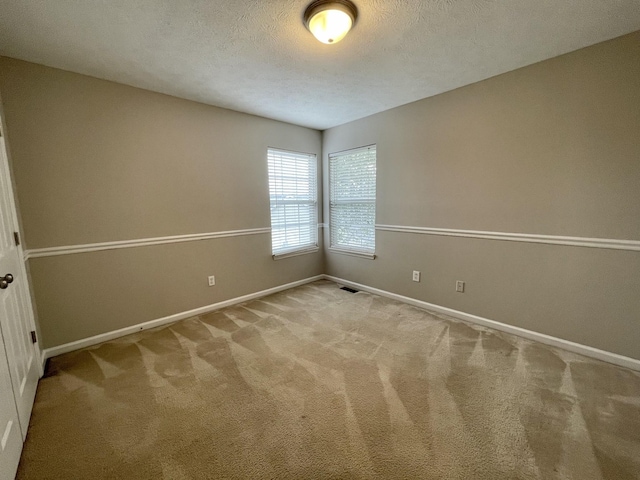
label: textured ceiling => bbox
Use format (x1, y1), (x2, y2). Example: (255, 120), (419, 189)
(1, 1), (639, 130)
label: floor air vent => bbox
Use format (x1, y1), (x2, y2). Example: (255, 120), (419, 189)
(340, 286), (359, 293)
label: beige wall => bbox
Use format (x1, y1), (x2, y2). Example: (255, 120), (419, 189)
(2, 31), (639, 358)
(0, 58), (323, 349)
(323, 31), (640, 360)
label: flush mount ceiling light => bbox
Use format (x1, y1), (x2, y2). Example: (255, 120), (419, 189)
(304, 0), (358, 45)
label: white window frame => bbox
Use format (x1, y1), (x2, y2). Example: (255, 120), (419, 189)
(329, 145), (377, 259)
(267, 148), (319, 259)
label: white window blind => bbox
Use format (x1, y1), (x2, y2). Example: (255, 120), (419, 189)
(267, 148), (318, 257)
(329, 145), (376, 254)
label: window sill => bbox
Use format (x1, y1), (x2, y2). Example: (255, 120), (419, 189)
(272, 246), (320, 260)
(328, 247), (376, 260)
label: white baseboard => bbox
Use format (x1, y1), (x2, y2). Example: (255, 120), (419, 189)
(41, 275), (324, 369)
(41, 273), (640, 373)
(323, 275), (640, 372)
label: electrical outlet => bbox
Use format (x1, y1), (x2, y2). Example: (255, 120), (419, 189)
(208, 275), (216, 286)
(456, 280), (464, 293)
(412, 271), (420, 282)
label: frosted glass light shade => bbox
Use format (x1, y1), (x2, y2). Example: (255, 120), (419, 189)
(304, 1), (357, 45)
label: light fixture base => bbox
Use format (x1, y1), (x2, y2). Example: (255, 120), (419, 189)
(304, 0), (358, 45)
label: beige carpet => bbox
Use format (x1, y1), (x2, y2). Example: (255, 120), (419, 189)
(17, 280), (640, 479)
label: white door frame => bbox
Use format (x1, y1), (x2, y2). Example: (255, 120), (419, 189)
(0, 126), (43, 379)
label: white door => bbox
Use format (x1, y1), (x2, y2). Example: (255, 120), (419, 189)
(0, 334), (22, 480)
(0, 130), (40, 477)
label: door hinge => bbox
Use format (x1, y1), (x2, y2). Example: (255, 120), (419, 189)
(13, 231), (20, 246)
(30, 331), (37, 344)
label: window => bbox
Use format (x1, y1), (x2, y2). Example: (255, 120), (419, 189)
(267, 148), (318, 258)
(329, 145), (376, 258)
